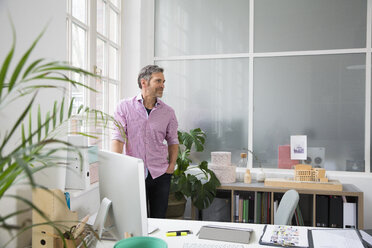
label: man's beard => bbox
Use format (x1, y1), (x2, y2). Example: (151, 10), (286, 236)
(156, 89), (163, 97)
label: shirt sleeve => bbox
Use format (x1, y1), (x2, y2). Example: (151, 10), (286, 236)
(112, 102), (127, 143)
(165, 110), (179, 145)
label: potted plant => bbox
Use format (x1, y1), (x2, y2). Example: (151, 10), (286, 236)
(166, 128), (221, 218)
(0, 26), (122, 247)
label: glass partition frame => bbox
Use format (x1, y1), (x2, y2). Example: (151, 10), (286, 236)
(153, 0), (371, 172)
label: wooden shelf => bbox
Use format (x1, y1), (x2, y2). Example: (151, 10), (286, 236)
(217, 181), (363, 229)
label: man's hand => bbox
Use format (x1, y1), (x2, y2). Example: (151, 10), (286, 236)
(166, 164), (175, 174)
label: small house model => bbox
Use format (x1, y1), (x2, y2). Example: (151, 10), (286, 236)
(294, 164), (328, 182)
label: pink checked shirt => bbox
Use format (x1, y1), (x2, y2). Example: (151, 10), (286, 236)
(112, 94), (179, 179)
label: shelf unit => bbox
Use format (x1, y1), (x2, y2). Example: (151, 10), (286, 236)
(217, 182), (364, 229)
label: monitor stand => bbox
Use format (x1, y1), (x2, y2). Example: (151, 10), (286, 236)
(93, 197), (112, 239)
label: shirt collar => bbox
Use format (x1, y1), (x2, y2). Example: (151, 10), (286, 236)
(136, 93), (160, 107)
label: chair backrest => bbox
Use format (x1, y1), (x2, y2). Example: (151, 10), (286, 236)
(274, 189), (299, 225)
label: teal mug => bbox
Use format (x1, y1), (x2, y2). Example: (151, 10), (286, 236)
(114, 236), (167, 248)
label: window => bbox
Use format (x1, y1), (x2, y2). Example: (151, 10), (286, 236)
(154, 0), (370, 172)
(66, 0), (121, 149)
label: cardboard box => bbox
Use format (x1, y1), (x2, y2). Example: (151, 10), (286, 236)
(32, 188), (78, 248)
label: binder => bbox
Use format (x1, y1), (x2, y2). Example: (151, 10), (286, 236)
(343, 202), (357, 228)
(259, 225), (312, 248)
(316, 195), (328, 227)
(329, 195), (343, 228)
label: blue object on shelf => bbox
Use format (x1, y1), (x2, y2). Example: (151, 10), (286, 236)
(64, 192), (71, 209)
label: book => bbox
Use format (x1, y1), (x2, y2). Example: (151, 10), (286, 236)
(256, 192), (262, 223)
(238, 198), (243, 223)
(234, 194), (239, 222)
(248, 195), (254, 223)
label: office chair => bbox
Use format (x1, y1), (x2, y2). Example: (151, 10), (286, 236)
(274, 189), (299, 225)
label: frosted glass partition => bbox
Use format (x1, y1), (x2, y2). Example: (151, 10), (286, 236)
(253, 54), (365, 171)
(157, 58), (249, 164)
(254, 0), (366, 52)
(155, 0), (250, 57)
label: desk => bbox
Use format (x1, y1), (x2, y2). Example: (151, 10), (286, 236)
(96, 218), (308, 248)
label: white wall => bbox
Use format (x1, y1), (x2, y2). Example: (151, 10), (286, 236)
(121, 0), (154, 99)
(0, 0), (66, 246)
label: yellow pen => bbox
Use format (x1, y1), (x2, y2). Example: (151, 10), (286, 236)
(166, 231), (188, 237)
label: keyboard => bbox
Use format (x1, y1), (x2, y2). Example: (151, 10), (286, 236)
(183, 242), (245, 248)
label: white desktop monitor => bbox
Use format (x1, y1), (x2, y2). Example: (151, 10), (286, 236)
(97, 150), (148, 239)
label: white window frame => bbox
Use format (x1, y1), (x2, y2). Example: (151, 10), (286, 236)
(66, 0), (121, 150)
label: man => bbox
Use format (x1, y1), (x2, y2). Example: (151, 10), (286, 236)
(111, 65), (179, 218)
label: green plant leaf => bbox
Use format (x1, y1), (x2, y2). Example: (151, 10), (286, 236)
(68, 97), (74, 118)
(77, 104), (84, 114)
(21, 123), (26, 149)
(22, 58), (44, 79)
(60, 97), (64, 124)
(179, 128), (206, 152)
(8, 28), (45, 92)
(52, 101), (57, 128)
(45, 111), (50, 137)
(37, 105), (41, 142)
(0, 94), (35, 151)
(0, 27), (15, 99)
(28, 109), (32, 146)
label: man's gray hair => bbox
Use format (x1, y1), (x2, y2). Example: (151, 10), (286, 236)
(137, 65), (164, 89)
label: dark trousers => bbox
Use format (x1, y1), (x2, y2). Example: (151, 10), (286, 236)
(145, 171), (172, 218)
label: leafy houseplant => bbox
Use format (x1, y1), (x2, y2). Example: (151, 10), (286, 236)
(170, 128), (221, 211)
(0, 26), (123, 247)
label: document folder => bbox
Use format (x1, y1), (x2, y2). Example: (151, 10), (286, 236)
(259, 225), (311, 248)
(198, 225), (253, 244)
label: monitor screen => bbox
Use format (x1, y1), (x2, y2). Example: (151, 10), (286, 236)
(97, 150), (148, 239)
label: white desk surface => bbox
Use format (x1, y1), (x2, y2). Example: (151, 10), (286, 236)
(96, 218), (307, 248)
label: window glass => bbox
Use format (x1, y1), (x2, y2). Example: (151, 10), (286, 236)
(71, 23), (86, 69)
(157, 58), (249, 164)
(109, 8), (119, 44)
(109, 46), (118, 80)
(253, 54), (365, 171)
(71, 23), (87, 111)
(155, 0), (250, 57)
(254, 0), (367, 52)
(108, 82), (118, 116)
(97, 0), (106, 35)
(111, 0), (119, 8)
(96, 38), (106, 76)
(72, 0), (87, 24)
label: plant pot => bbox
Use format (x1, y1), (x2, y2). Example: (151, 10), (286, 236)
(166, 193), (187, 219)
